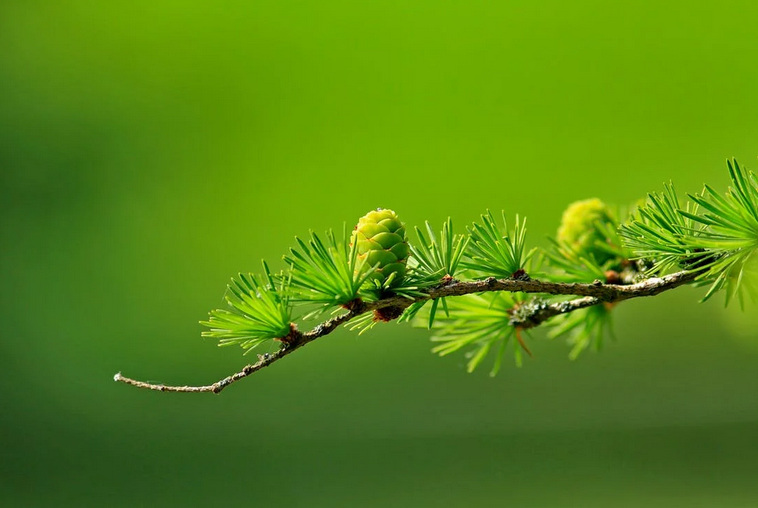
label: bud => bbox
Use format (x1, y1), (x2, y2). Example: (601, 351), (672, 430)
(557, 198), (616, 264)
(353, 208), (409, 287)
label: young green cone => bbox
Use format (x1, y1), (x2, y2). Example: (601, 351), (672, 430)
(557, 198), (617, 264)
(353, 208), (409, 287)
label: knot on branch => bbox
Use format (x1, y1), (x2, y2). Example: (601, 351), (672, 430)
(373, 305), (405, 322)
(277, 323), (303, 347)
(341, 298), (366, 313)
(508, 297), (550, 329)
(440, 274), (456, 285)
(511, 268), (531, 281)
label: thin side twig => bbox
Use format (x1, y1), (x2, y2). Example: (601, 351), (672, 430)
(114, 307), (362, 393)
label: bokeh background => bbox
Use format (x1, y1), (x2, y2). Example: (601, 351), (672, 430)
(2, 1), (758, 506)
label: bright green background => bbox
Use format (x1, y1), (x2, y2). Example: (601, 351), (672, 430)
(2, 1), (758, 506)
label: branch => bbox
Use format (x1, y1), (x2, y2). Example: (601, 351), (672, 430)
(113, 308), (361, 393)
(114, 270), (697, 393)
(506, 270), (698, 329)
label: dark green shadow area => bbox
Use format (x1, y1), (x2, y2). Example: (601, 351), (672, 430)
(5, 420), (758, 507)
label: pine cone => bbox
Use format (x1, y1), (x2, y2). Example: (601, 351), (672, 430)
(353, 208), (409, 287)
(557, 198), (616, 264)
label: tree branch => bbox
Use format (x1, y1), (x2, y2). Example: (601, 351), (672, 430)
(114, 270), (697, 393)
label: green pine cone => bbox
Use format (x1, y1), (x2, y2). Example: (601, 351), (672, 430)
(557, 198), (616, 264)
(353, 208), (409, 287)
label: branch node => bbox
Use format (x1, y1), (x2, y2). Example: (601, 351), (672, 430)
(277, 323), (302, 346)
(511, 269), (531, 281)
(373, 305), (405, 322)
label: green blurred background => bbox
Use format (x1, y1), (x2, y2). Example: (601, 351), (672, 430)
(2, 1), (758, 506)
